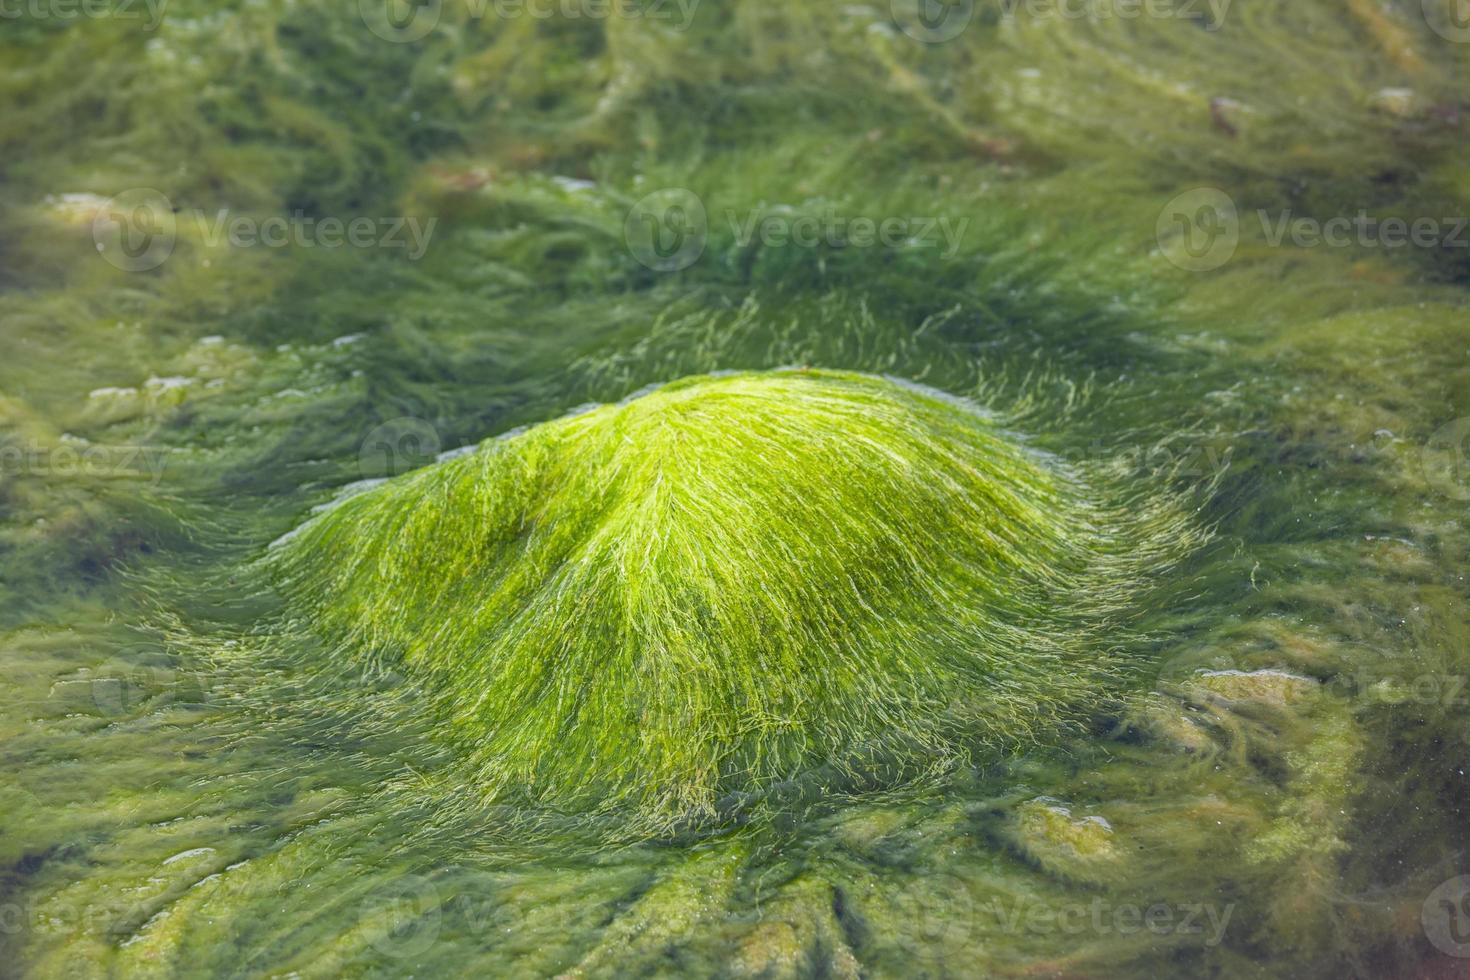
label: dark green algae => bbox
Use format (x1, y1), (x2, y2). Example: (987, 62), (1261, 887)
(2, 1), (1470, 976)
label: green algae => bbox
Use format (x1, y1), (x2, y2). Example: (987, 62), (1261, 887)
(270, 369), (1202, 829)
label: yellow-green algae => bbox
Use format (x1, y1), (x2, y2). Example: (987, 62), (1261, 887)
(272, 369), (1202, 828)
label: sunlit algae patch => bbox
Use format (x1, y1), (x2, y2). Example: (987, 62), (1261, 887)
(271, 369), (1202, 832)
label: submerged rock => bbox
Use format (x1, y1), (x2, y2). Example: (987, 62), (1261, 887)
(1006, 797), (1121, 883)
(1192, 669), (1319, 708)
(270, 369), (1203, 831)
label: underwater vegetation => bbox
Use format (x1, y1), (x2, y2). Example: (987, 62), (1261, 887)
(271, 369), (1201, 830)
(2, 0), (1470, 977)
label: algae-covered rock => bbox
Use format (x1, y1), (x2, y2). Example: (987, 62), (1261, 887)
(271, 369), (1202, 830)
(729, 875), (860, 980)
(557, 846), (745, 979)
(1130, 695), (1219, 754)
(1192, 669), (1320, 708)
(1006, 797), (1121, 884)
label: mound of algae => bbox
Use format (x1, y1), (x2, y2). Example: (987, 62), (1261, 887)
(272, 369), (1203, 830)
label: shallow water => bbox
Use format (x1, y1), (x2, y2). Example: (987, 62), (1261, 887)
(3, 1), (1470, 977)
